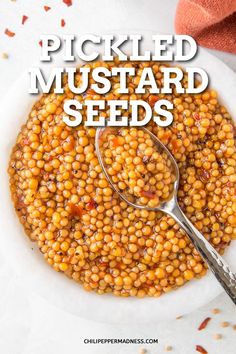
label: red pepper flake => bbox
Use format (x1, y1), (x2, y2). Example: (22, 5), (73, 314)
(21, 137), (30, 145)
(198, 168), (210, 183)
(22, 15), (28, 25)
(148, 95), (159, 107)
(198, 317), (211, 331)
(43, 173), (50, 181)
(110, 137), (121, 148)
(171, 139), (180, 153)
(171, 127), (178, 134)
(140, 190), (156, 199)
(39, 40), (53, 48)
(196, 345), (208, 354)
(193, 113), (201, 121)
(68, 203), (84, 217)
(225, 181), (232, 188)
(61, 19), (66, 27)
(86, 199), (98, 210)
(47, 155), (53, 162)
(44, 6), (51, 12)
(112, 227), (121, 234)
(4, 28), (15, 37)
(162, 132), (171, 143)
(63, 0), (73, 6)
(65, 136), (75, 150)
(87, 88), (95, 95)
(223, 181), (233, 195)
(16, 197), (26, 210)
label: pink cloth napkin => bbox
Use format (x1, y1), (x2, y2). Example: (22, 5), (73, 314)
(175, 0), (236, 54)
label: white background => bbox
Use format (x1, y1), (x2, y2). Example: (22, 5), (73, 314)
(0, 1), (235, 353)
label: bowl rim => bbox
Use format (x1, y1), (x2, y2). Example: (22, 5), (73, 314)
(1, 29), (236, 324)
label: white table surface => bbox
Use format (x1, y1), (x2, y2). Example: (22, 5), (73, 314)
(0, 1), (235, 353)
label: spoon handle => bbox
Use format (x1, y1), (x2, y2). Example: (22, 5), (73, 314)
(168, 203), (236, 305)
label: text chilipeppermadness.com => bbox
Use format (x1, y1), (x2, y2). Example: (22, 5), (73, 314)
(83, 338), (159, 344)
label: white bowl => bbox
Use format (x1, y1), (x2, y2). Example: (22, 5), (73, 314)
(0, 31), (236, 324)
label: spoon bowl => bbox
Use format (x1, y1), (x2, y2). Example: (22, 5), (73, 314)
(96, 126), (180, 212)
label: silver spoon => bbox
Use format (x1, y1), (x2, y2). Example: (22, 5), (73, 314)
(95, 126), (236, 304)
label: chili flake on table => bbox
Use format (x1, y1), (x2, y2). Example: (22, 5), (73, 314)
(4, 28), (15, 37)
(63, 0), (73, 7)
(22, 15), (28, 25)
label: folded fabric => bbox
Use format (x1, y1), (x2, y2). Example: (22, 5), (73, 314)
(175, 0), (236, 54)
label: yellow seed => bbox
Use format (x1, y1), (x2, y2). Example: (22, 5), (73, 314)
(1, 52), (9, 59)
(64, 180), (73, 190)
(211, 308), (221, 314)
(61, 241), (69, 252)
(28, 178), (38, 190)
(221, 321), (229, 328)
(164, 345), (173, 352)
(139, 348), (147, 354)
(184, 270), (194, 280)
(155, 268), (165, 279)
(46, 103), (57, 114)
(213, 334), (222, 340)
(59, 263), (68, 272)
(52, 212), (60, 223)
(45, 231), (54, 240)
(114, 276), (123, 286)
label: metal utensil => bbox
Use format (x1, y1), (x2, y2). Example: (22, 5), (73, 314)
(95, 126), (236, 304)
